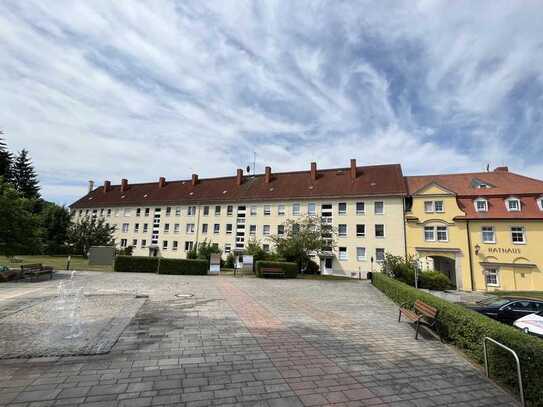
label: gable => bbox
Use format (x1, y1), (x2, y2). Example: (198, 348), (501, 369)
(412, 182), (456, 196)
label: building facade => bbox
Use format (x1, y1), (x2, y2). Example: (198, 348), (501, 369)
(70, 160), (407, 278)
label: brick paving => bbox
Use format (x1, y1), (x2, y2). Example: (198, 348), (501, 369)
(0, 272), (518, 406)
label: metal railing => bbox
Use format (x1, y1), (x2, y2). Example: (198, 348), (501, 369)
(483, 337), (524, 406)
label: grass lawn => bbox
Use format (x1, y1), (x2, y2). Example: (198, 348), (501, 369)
(492, 290), (543, 300)
(0, 255), (113, 272)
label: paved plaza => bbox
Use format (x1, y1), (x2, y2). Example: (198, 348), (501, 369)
(0, 272), (517, 407)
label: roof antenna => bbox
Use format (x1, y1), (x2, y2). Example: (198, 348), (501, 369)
(486, 164), (490, 172)
(252, 151), (256, 174)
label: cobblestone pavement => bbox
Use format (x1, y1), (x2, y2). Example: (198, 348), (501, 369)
(0, 272), (518, 407)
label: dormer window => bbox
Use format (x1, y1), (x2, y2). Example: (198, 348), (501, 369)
(506, 197), (520, 212)
(475, 198), (488, 212)
(538, 197), (543, 211)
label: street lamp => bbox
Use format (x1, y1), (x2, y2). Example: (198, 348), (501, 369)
(474, 244), (481, 255)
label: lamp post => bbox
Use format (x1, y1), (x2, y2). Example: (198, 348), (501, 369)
(474, 244), (481, 255)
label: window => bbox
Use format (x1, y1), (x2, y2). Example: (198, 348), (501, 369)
(424, 201), (434, 213)
(136, 208), (141, 217)
(537, 197), (543, 211)
(338, 247), (347, 260)
(187, 206), (196, 216)
(123, 208), (131, 217)
(226, 224), (233, 234)
(174, 223), (180, 233)
(202, 223), (208, 234)
(227, 205), (233, 216)
(338, 224), (347, 237)
(277, 225), (285, 235)
(436, 226), (448, 242)
(356, 201), (365, 215)
(485, 268), (499, 287)
(482, 226), (495, 243)
(213, 224), (220, 234)
(224, 244), (231, 254)
(475, 198), (488, 212)
(215, 206), (221, 216)
(144, 208), (150, 217)
(184, 241), (193, 252)
(186, 223), (195, 234)
(356, 247), (366, 261)
(143, 224), (148, 233)
(278, 204), (285, 216)
(249, 224), (257, 235)
(374, 201), (384, 215)
(263, 225), (270, 236)
(375, 248), (385, 262)
(264, 205), (271, 216)
(263, 244), (270, 252)
(338, 202), (347, 215)
(164, 223), (170, 233)
(114, 209), (120, 217)
(122, 223), (129, 233)
(107, 209), (112, 217)
(132, 239), (137, 247)
(424, 226), (435, 241)
(120, 238), (127, 248)
(78, 209), (83, 216)
(172, 241), (178, 251)
(434, 201), (444, 213)
(356, 224), (365, 237)
(292, 203), (300, 216)
(175, 207), (181, 216)
(375, 224), (385, 238)
(166, 207), (171, 216)
(99, 208), (104, 217)
(308, 202), (316, 215)
(506, 197), (520, 212)
(203, 206), (209, 216)
(511, 226), (525, 244)
(250, 206), (257, 216)
(141, 239), (147, 248)
(134, 223), (139, 233)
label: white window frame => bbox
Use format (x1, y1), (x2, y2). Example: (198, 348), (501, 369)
(436, 226), (448, 242)
(263, 225), (270, 236)
(511, 226), (526, 244)
(308, 202), (316, 216)
(174, 223), (180, 233)
(375, 224), (385, 238)
(424, 201), (434, 213)
(338, 247), (347, 261)
(249, 224), (257, 235)
(538, 197), (543, 211)
(338, 224), (347, 237)
(186, 223), (195, 234)
(434, 200), (444, 213)
(375, 248), (385, 263)
(424, 226), (435, 242)
(226, 224), (233, 234)
(475, 198), (488, 212)
(506, 197), (521, 212)
(356, 247), (366, 262)
(188, 206), (196, 216)
(485, 268), (500, 287)
(213, 223), (220, 234)
(374, 201), (384, 215)
(134, 223), (139, 233)
(224, 244), (231, 254)
(356, 224), (365, 237)
(278, 204), (285, 216)
(162, 240), (168, 250)
(250, 206), (257, 216)
(338, 202), (347, 215)
(263, 205), (271, 216)
(122, 223), (129, 233)
(141, 239), (147, 248)
(292, 203), (300, 216)
(132, 239), (137, 247)
(175, 207), (181, 216)
(277, 224), (285, 235)
(356, 201), (365, 215)
(481, 226), (495, 244)
(172, 241), (178, 251)
(164, 223), (170, 233)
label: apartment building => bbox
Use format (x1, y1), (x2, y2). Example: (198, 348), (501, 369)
(405, 167), (543, 291)
(70, 160), (407, 277)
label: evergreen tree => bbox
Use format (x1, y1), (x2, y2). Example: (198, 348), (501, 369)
(0, 131), (13, 182)
(12, 149), (40, 199)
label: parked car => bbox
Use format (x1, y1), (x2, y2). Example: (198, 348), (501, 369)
(467, 297), (543, 325)
(513, 311), (543, 337)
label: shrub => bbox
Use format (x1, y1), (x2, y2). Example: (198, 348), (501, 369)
(304, 259), (320, 274)
(158, 258), (208, 275)
(373, 272), (543, 405)
(419, 271), (451, 291)
(224, 252), (235, 269)
(255, 261), (297, 278)
(114, 256), (158, 273)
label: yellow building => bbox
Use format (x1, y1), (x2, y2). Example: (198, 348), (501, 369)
(406, 167), (543, 292)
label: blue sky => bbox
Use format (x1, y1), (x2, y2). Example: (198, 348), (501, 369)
(1, 1), (542, 205)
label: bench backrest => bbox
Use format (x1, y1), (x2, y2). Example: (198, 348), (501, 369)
(414, 300), (438, 319)
(21, 263), (42, 271)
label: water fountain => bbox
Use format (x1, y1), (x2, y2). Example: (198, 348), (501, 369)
(55, 271), (84, 339)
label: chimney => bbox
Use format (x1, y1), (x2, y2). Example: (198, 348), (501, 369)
(265, 166), (272, 183)
(350, 159), (357, 180)
(191, 173), (198, 186)
(310, 162), (317, 181)
(236, 168), (243, 186)
(120, 178), (128, 192)
(494, 166), (509, 172)
(158, 177), (166, 188)
(103, 180), (111, 193)
(88, 180), (95, 194)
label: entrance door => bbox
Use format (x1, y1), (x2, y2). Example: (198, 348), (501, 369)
(324, 258), (333, 273)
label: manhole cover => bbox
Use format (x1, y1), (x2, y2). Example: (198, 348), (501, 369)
(175, 294), (194, 298)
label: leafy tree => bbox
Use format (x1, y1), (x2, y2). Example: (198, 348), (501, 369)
(224, 252), (236, 268)
(0, 179), (42, 256)
(0, 131), (13, 182)
(40, 202), (72, 254)
(270, 215), (336, 273)
(67, 216), (116, 257)
(12, 149), (40, 199)
(244, 238), (269, 262)
(187, 239), (222, 261)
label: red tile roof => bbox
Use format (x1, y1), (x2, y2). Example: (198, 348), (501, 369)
(457, 197), (543, 220)
(70, 164), (406, 209)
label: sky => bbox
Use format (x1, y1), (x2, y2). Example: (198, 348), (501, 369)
(1, 1), (542, 205)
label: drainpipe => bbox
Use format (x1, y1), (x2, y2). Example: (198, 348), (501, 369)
(466, 220), (476, 291)
(402, 197), (408, 258)
(195, 205), (201, 248)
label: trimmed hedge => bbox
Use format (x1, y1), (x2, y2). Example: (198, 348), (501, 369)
(255, 261), (297, 278)
(158, 258), (208, 275)
(114, 256), (158, 273)
(373, 272), (543, 405)
(418, 271), (451, 291)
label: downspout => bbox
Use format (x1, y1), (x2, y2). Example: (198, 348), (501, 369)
(195, 205), (201, 248)
(402, 196), (408, 258)
(466, 219), (476, 291)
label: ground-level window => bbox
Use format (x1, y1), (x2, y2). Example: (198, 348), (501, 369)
(338, 247), (347, 260)
(511, 226), (525, 244)
(482, 226), (495, 243)
(172, 241), (178, 251)
(485, 268), (499, 287)
(120, 239), (127, 248)
(224, 244), (231, 253)
(375, 248), (385, 262)
(162, 240), (168, 250)
(338, 224), (347, 237)
(356, 247), (366, 261)
(141, 239), (146, 248)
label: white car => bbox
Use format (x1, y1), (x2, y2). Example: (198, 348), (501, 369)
(513, 311), (543, 337)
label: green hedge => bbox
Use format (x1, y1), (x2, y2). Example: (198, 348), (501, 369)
(158, 258), (208, 275)
(373, 272), (543, 405)
(114, 256), (158, 273)
(255, 261), (297, 278)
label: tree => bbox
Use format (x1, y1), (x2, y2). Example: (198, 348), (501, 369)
(40, 202), (72, 254)
(270, 215), (336, 273)
(0, 179), (42, 256)
(12, 149), (40, 199)
(67, 216), (116, 256)
(187, 239), (222, 261)
(245, 238), (271, 262)
(0, 131), (13, 182)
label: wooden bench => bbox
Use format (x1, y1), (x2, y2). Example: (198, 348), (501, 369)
(398, 299), (439, 339)
(0, 267), (20, 282)
(21, 264), (55, 282)
(261, 267), (285, 278)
